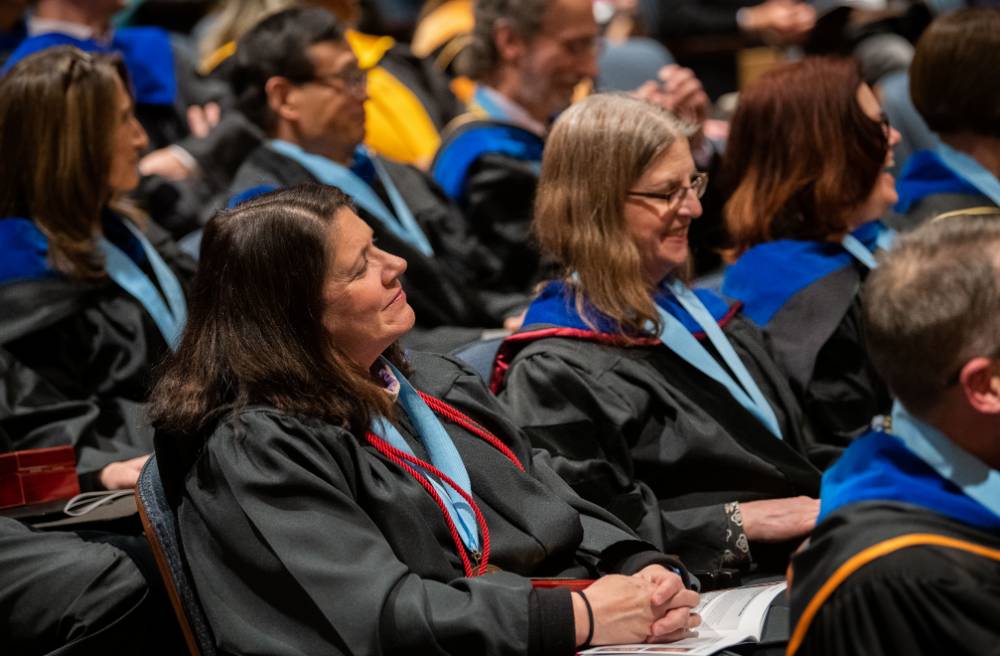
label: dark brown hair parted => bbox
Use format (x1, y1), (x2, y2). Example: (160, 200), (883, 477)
(863, 215), (1000, 414)
(723, 57), (888, 256)
(0, 46), (131, 279)
(534, 93), (689, 339)
(910, 8), (1000, 140)
(230, 6), (345, 133)
(149, 184), (407, 437)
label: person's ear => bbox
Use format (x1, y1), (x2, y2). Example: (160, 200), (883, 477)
(265, 76), (300, 123)
(494, 19), (526, 64)
(959, 357), (1000, 415)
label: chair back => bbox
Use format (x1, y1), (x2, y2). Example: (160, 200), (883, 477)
(135, 455), (217, 656)
(450, 335), (506, 382)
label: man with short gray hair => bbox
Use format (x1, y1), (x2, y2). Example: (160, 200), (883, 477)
(787, 214), (1000, 656)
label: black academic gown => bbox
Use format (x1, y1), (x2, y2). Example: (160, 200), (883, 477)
(461, 150), (544, 293)
(0, 516), (186, 656)
(229, 145), (523, 349)
(157, 352), (687, 656)
(722, 225), (894, 447)
(788, 502), (1000, 656)
(495, 313), (823, 580)
(432, 115), (549, 295)
(0, 215), (194, 490)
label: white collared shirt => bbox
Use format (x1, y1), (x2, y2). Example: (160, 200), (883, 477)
(28, 15), (106, 43)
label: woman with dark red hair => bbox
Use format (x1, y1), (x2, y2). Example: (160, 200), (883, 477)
(721, 57), (901, 453)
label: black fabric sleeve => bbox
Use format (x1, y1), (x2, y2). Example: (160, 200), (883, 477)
(529, 586), (576, 656)
(498, 350), (742, 577)
(423, 353), (684, 577)
(0, 342), (154, 491)
(0, 517), (150, 655)
(194, 414), (573, 656)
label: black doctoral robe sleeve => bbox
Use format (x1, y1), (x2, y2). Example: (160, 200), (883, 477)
(182, 412), (577, 656)
(0, 346), (154, 489)
(438, 355), (692, 581)
(497, 350), (748, 577)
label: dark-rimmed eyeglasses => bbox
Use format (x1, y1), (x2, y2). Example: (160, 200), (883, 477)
(303, 67), (368, 95)
(627, 172), (709, 211)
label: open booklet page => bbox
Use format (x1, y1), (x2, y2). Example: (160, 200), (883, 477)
(580, 581), (786, 656)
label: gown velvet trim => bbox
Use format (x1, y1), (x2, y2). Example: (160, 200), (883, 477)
(788, 531), (1000, 656)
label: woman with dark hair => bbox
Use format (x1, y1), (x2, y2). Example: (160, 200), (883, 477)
(492, 93), (822, 582)
(150, 183), (700, 656)
(721, 57), (901, 447)
(0, 46), (192, 490)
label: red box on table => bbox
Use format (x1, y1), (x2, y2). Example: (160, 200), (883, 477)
(0, 446), (80, 509)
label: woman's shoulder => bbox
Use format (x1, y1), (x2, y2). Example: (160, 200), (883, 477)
(495, 330), (645, 395)
(406, 350), (488, 397)
(203, 405), (354, 446)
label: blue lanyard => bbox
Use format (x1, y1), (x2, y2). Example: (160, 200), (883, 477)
(657, 279), (783, 439)
(935, 142), (1000, 208)
(267, 140), (435, 257)
(841, 225), (895, 270)
(372, 361), (479, 552)
(890, 401), (1000, 523)
(96, 220), (186, 350)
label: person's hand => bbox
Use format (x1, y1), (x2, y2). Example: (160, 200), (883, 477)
(139, 147), (195, 181)
(574, 574), (657, 646)
(740, 496), (819, 542)
(575, 570), (699, 646)
(98, 455), (150, 490)
(633, 65), (709, 147)
(632, 565), (701, 643)
(186, 101), (221, 139)
(739, 0), (816, 45)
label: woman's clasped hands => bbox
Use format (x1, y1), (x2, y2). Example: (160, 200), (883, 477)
(574, 564), (701, 648)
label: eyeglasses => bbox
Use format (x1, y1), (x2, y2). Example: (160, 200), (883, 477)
(304, 66), (368, 95)
(627, 172), (709, 210)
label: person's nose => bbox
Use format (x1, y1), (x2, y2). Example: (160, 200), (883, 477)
(133, 116), (149, 151)
(381, 249), (407, 286)
(675, 189), (703, 222)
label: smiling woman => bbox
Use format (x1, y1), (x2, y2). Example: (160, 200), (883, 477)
(149, 183), (702, 656)
(721, 57), (902, 447)
(493, 94), (824, 581)
(0, 46), (192, 491)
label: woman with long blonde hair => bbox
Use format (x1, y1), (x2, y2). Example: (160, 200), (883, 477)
(493, 93), (824, 581)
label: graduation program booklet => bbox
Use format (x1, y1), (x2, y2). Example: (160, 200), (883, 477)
(579, 580), (786, 656)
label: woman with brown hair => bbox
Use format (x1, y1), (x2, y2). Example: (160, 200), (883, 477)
(150, 183), (700, 655)
(720, 57), (901, 447)
(492, 93), (823, 583)
(0, 46), (192, 490)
